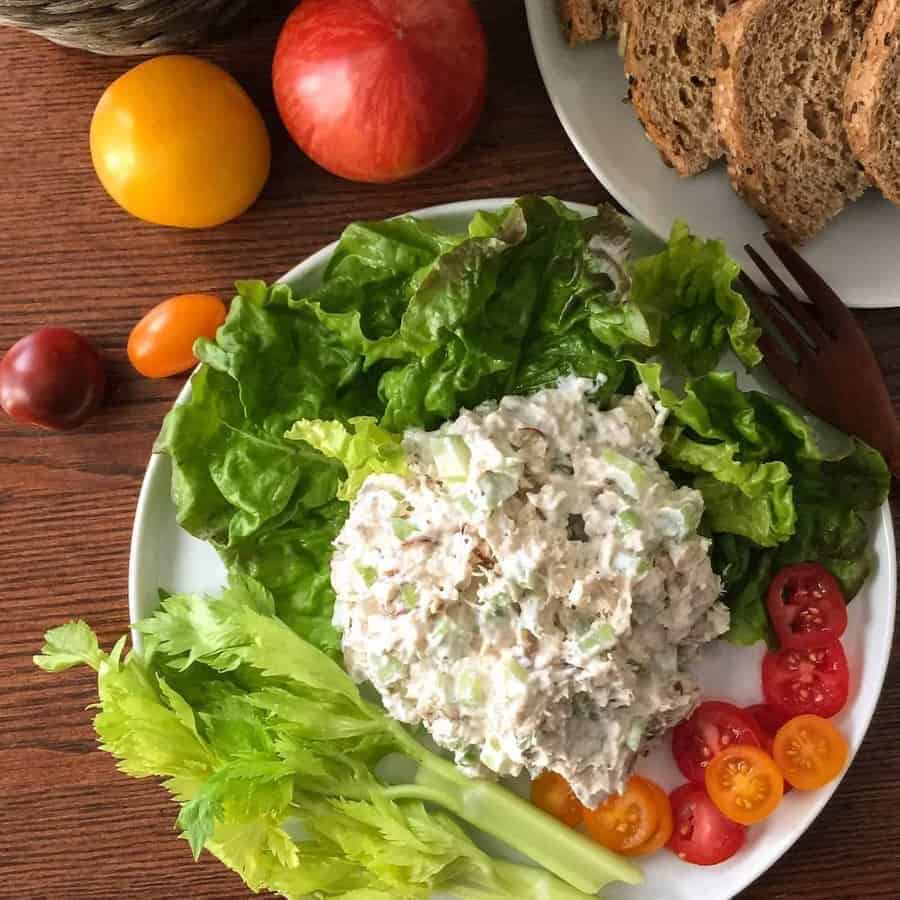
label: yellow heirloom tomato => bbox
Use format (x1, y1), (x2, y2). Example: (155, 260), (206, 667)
(90, 56), (271, 228)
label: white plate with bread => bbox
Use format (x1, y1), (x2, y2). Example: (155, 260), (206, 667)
(526, 0), (900, 308)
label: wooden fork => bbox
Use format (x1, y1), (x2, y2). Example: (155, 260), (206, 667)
(739, 234), (900, 479)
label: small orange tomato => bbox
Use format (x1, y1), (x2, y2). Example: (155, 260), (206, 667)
(772, 715), (848, 790)
(530, 771), (583, 828)
(620, 777), (673, 858)
(705, 744), (784, 825)
(583, 775), (662, 853)
(128, 293), (226, 378)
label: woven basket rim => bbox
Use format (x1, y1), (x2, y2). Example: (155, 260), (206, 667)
(0, 0), (263, 55)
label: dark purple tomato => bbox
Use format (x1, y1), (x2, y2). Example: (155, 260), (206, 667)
(0, 328), (106, 430)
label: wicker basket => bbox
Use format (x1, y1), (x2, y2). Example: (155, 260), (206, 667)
(0, 0), (263, 55)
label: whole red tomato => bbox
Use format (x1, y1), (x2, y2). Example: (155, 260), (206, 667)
(273, 0), (488, 183)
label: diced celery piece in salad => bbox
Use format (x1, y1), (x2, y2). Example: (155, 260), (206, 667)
(601, 449), (650, 498)
(431, 435), (471, 481)
(626, 719), (645, 752)
(577, 622), (617, 653)
(392, 517), (418, 540)
(458, 669), (487, 705)
(478, 471), (518, 508)
(399, 583), (419, 608)
(506, 658), (529, 683)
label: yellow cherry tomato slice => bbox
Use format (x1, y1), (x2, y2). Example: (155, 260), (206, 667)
(128, 294), (226, 378)
(772, 714), (849, 790)
(620, 777), (673, 858)
(583, 775), (662, 853)
(705, 744), (784, 825)
(91, 56), (270, 228)
(530, 771), (584, 827)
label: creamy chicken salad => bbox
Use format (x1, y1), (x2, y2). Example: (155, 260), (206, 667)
(331, 377), (729, 807)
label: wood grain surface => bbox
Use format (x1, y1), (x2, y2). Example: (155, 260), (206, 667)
(1, 3), (898, 898)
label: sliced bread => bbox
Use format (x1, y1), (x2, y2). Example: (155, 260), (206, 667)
(845, 0), (900, 205)
(714, 0), (875, 243)
(621, 0), (738, 177)
(559, 0), (620, 45)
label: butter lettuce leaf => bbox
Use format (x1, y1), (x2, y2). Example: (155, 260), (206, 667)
(154, 198), (766, 651)
(590, 221), (762, 373)
(639, 363), (889, 644)
(285, 417), (408, 501)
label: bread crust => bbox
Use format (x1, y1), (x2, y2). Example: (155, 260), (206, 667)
(845, 0), (900, 205)
(714, 0), (875, 243)
(559, 0), (620, 45)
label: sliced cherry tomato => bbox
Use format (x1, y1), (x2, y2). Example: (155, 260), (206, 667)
(671, 701), (765, 783)
(667, 783), (746, 866)
(530, 771), (583, 827)
(745, 704), (794, 792)
(583, 775), (661, 853)
(772, 715), (849, 790)
(705, 744), (784, 825)
(128, 294), (227, 378)
(744, 704), (791, 748)
(620, 777), (673, 858)
(767, 563), (848, 650)
(762, 641), (850, 719)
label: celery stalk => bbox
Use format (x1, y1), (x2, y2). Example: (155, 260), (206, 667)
(387, 725), (642, 894)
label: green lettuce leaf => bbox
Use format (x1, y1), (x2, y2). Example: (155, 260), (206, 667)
(154, 197), (764, 651)
(663, 427), (795, 547)
(590, 221), (762, 373)
(285, 417), (408, 501)
(640, 364), (889, 643)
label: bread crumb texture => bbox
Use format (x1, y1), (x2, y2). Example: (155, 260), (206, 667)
(715, 0), (875, 242)
(622, 0), (739, 177)
(845, 0), (900, 206)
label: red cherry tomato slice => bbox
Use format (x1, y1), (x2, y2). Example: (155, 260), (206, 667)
(671, 701), (765, 784)
(762, 641), (850, 719)
(744, 704), (791, 752)
(766, 563), (848, 650)
(744, 704), (794, 792)
(666, 783), (746, 866)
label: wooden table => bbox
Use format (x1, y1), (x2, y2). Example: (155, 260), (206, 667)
(1, 4), (897, 898)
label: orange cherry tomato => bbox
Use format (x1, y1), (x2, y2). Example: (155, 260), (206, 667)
(772, 715), (849, 790)
(583, 775), (662, 853)
(620, 777), (673, 858)
(128, 294), (226, 378)
(530, 771), (583, 827)
(705, 744), (784, 825)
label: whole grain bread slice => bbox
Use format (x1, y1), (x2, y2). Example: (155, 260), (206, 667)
(845, 0), (900, 205)
(621, 0), (739, 177)
(714, 0), (875, 243)
(559, 0), (620, 45)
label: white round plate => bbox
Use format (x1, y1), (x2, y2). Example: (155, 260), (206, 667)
(130, 199), (896, 900)
(525, 0), (900, 309)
